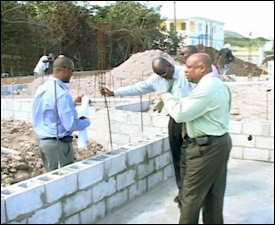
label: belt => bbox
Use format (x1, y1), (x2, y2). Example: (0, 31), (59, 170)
(41, 136), (73, 142)
(189, 133), (227, 146)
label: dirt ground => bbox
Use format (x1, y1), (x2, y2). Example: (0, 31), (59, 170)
(1, 48), (273, 188)
(1, 119), (106, 188)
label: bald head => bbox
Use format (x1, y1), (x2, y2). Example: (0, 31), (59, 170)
(152, 57), (174, 79)
(53, 56), (74, 71)
(184, 53), (212, 83)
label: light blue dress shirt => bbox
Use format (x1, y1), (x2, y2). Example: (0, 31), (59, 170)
(114, 65), (195, 98)
(32, 76), (90, 138)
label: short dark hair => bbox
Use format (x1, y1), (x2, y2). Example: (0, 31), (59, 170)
(183, 45), (199, 54)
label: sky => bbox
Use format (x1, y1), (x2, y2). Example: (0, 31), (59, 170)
(91, 1), (274, 39)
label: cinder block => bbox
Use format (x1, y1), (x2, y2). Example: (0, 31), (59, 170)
(1, 198), (6, 224)
(269, 150), (274, 162)
(91, 177), (116, 203)
(147, 170), (163, 191)
(2, 182), (45, 221)
(111, 133), (130, 145)
(117, 169), (136, 190)
(243, 147), (270, 161)
(120, 124), (140, 134)
(1, 99), (7, 109)
(243, 122), (270, 136)
(67, 160), (104, 190)
(163, 136), (170, 152)
(230, 146), (243, 159)
(255, 136), (274, 150)
(155, 152), (171, 170)
(137, 159), (154, 179)
(152, 116), (169, 128)
(28, 202), (62, 224)
(80, 201), (106, 224)
(36, 168), (78, 203)
(63, 189), (92, 218)
(230, 134), (255, 147)
(64, 213), (80, 224)
(14, 111), (29, 122)
(106, 189), (128, 213)
(130, 114), (151, 125)
(270, 123), (274, 137)
(110, 111), (128, 123)
(147, 138), (163, 158)
(229, 120), (242, 134)
(128, 179), (147, 201)
(163, 164), (174, 181)
(20, 101), (32, 112)
(127, 146), (146, 166)
(104, 152), (127, 177)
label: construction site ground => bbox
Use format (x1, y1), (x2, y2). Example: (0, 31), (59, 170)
(96, 158), (274, 224)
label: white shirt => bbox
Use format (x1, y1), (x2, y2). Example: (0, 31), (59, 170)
(114, 65), (195, 98)
(34, 55), (49, 73)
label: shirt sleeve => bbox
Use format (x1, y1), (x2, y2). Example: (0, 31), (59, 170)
(114, 76), (156, 96)
(58, 94), (90, 132)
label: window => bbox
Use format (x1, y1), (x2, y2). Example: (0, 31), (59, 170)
(181, 23), (186, 30)
(170, 23), (175, 30)
(198, 23), (202, 31)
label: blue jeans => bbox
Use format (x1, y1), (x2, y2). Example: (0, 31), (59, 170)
(223, 63), (231, 75)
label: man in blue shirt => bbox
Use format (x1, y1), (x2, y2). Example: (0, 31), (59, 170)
(32, 56), (91, 171)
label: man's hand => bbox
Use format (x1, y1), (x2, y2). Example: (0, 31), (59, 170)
(100, 87), (115, 97)
(158, 92), (167, 101)
(74, 94), (84, 105)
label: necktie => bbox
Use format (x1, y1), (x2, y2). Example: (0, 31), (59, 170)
(153, 78), (174, 113)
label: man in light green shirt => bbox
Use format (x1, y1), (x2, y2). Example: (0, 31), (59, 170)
(159, 53), (232, 224)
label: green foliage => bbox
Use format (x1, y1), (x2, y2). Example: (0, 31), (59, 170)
(1, 1), (179, 75)
(225, 37), (270, 48)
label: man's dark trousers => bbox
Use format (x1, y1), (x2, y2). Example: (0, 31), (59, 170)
(168, 117), (183, 189)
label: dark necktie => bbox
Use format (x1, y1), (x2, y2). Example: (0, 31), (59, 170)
(153, 78), (174, 113)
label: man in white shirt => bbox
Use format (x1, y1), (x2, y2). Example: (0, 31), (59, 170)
(34, 53), (54, 77)
(101, 56), (195, 205)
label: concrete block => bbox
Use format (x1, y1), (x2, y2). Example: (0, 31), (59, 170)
(64, 214), (80, 224)
(142, 127), (163, 137)
(1, 198), (6, 224)
(229, 120), (242, 134)
(137, 159), (155, 179)
(111, 133), (130, 145)
(6, 100), (14, 110)
(269, 150), (274, 162)
(2, 182), (45, 221)
(243, 147), (270, 161)
(39, 169), (78, 203)
(243, 122), (270, 136)
(63, 189), (92, 218)
(20, 101), (32, 112)
(155, 152), (171, 170)
(104, 152), (127, 177)
(12, 101), (21, 111)
(147, 170), (163, 191)
(128, 179), (147, 201)
(230, 146), (243, 159)
(80, 201), (106, 224)
(106, 189), (128, 213)
(230, 134), (255, 147)
(130, 114), (151, 125)
(110, 111), (128, 123)
(270, 123), (274, 137)
(91, 177), (116, 202)
(163, 136), (170, 152)
(152, 115), (169, 128)
(67, 160), (104, 190)
(120, 124), (140, 134)
(163, 164), (174, 181)
(255, 136), (274, 150)
(147, 139), (163, 158)
(117, 169), (136, 190)
(14, 111), (29, 122)
(1, 99), (7, 109)
(127, 146), (147, 166)
(1, 109), (12, 120)
(28, 202), (62, 224)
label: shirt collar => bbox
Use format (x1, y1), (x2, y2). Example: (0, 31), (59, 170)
(49, 76), (69, 90)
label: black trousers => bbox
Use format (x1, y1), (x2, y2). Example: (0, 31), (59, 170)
(179, 133), (232, 224)
(168, 117), (183, 190)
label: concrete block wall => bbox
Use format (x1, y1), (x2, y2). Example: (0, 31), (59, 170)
(1, 133), (174, 224)
(229, 121), (274, 162)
